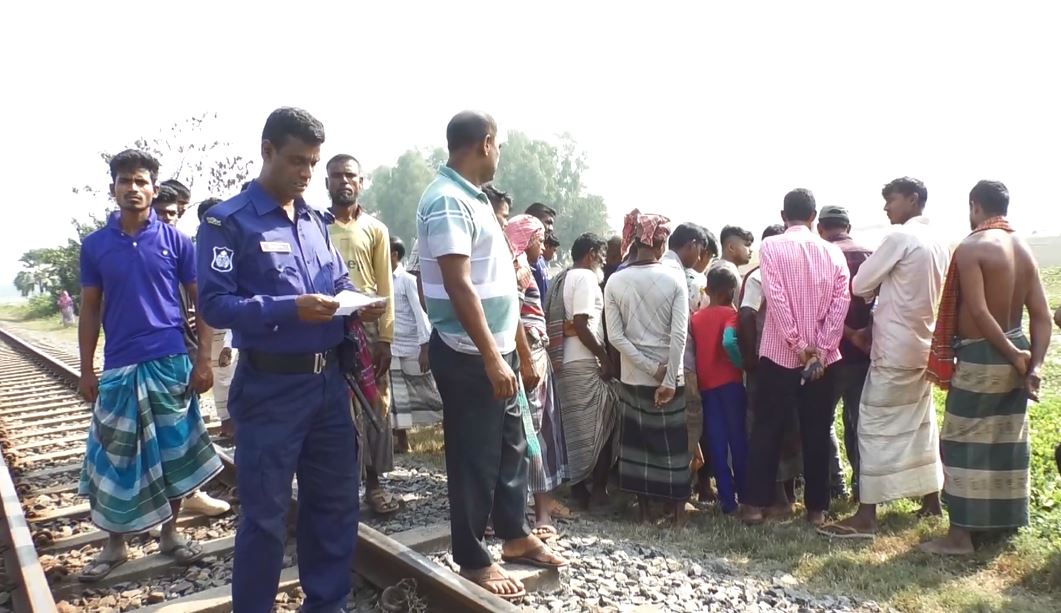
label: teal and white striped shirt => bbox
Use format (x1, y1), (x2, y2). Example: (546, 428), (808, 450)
(416, 166), (518, 355)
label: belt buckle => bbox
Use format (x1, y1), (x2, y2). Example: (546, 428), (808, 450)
(313, 352), (325, 374)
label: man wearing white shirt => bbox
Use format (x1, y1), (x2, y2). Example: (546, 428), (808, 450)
(819, 177), (950, 539)
(388, 237), (442, 444)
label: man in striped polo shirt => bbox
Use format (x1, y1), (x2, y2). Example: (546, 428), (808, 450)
(417, 111), (566, 600)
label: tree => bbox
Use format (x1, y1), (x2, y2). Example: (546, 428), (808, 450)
(72, 113), (252, 200)
(361, 148), (445, 246)
(493, 131), (610, 250)
(12, 115), (251, 314)
(361, 132), (610, 260)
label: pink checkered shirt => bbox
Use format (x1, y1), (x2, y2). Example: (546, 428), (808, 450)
(758, 225), (851, 369)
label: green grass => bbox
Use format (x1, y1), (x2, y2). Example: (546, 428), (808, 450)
(0, 302), (80, 345)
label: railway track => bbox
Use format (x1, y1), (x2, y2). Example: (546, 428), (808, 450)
(0, 325), (527, 612)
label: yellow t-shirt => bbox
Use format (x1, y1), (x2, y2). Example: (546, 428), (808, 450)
(328, 210), (394, 342)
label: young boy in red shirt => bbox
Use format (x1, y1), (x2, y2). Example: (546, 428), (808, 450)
(690, 266), (747, 514)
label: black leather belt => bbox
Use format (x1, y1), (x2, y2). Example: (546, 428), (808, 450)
(244, 347), (339, 375)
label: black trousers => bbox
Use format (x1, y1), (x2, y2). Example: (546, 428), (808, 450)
(430, 333), (530, 569)
(831, 360), (870, 492)
(746, 357), (836, 512)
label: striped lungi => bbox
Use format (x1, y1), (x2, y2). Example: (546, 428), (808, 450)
(941, 331), (1031, 530)
(78, 354), (223, 534)
(388, 356), (443, 430)
(857, 364), (944, 504)
(616, 382), (690, 501)
(527, 346), (567, 494)
(557, 359), (617, 484)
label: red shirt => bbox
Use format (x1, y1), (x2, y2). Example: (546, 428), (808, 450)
(690, 305), (742, 390)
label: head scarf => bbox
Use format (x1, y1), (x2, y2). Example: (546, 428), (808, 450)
(620, 208), (672, 257)
(504, 214), (545, 291)
(504, 214), (545, 258)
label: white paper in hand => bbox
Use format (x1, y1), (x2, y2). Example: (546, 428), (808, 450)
(334, 290), (386, 317)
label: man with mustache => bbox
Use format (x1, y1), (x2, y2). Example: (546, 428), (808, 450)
(325, 153), (399, 514)
(197, 108), (360, 612)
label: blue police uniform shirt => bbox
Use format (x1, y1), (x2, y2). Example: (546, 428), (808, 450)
(80, 209), (195, 370)
(195, 180), (353, 354)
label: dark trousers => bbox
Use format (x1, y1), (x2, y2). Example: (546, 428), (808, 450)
(430, 333), (530, 569)
(229, 360), (359, 613)
(831, 360), (870, 492)
(746, 358), (836, 512)
(701, 383), (748, 513)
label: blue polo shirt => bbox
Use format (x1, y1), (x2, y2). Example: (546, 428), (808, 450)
(80, 210), (195, 370)
(195, 180), (353, 354)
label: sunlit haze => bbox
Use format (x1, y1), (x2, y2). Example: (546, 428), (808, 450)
(3, 0), (1060, 294)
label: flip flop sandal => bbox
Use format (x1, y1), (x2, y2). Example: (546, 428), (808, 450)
(78, 557), (128, 583)
(531, 524), (558, 541)
(816, 524), (876, 539)
(460, 570), (526, 601)
(367, 490), (400, 515)
(163, 541), (207, 565)
(501, 544), (568, 569)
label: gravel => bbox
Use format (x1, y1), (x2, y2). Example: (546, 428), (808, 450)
(524, 533), (890, 612)
(401, 454), (895, 613)
(431, 533), (891, 612)
(362, 461), (450, 534)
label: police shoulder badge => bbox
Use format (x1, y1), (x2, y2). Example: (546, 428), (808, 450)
(211, 246), (235, 273)
(205, 216), (222, 226)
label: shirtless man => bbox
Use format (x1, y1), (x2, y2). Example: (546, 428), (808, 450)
(920, 180), (1052, 555)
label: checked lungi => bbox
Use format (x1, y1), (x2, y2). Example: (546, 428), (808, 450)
(616, 382), (690, 501)
(941, 331), (1031, 530)
(78, 354), (222, 534)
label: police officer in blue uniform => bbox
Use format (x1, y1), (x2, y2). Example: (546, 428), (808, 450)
(196, 107), (358, 613)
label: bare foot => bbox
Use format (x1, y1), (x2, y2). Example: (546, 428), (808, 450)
(805, 510), (827, 528)
(920, 529), (974, 556)
(916, 494), (943, 518)
(817, 514), (876, 537)
(765, 502), (796, 519)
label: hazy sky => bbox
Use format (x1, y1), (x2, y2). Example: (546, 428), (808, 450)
(3, 1), (1060, 291)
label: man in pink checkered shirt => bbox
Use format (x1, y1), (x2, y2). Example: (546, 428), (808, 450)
(740, 188), (851, 527)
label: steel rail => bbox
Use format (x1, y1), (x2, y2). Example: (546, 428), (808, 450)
(0, 325), (520, 612)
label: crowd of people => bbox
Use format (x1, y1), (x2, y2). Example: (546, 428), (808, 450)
(70, 105), (1060, 609)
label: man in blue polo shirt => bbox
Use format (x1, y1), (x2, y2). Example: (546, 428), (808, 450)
(197, 107), (359, 613)
(417, 111), (567, 601)
(77, 149), (222, 582)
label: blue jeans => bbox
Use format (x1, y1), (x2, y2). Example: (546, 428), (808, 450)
(701, 382), (748, 513)
(228, 360), (359, 613)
